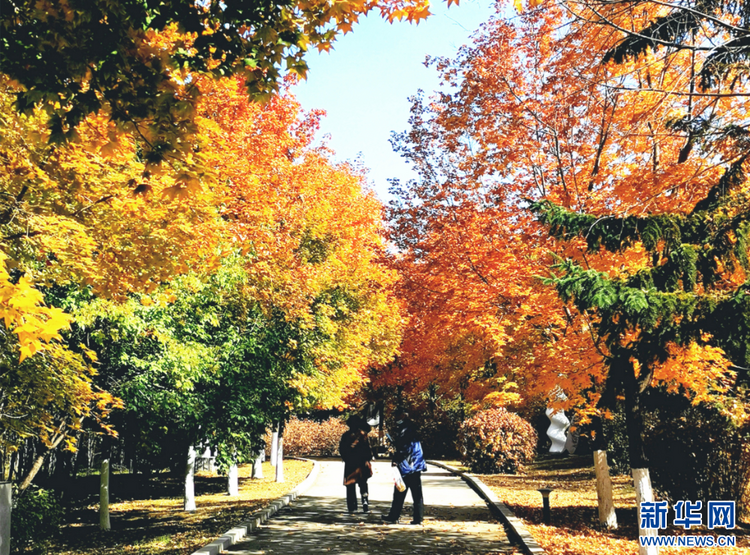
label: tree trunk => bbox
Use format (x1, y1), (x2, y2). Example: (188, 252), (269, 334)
(593, 450), (618, 528)
(590, 407), (617, 529)
(184, 446), (196, 511)
(100, 459), (111, 531)
(622, 358), (658, 554)
(275, 420), (284, 483)
(378, 405), (385, 458)
(270, 424), (279, 467)
(0, 481), (10, 555)
(252, 451), (264, 479)
(623, 372), (648, 469)
(227, 461), (239, 496)
(7, 452), (16, 483)
(18, 453), (46, 493)
(633, 467), (658, 555)
(18, 419), (81, 493)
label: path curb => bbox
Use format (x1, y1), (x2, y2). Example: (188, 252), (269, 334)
(428, 460), (546, 555)
(190, 458), (320, 555)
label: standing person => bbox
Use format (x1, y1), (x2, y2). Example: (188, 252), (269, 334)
(383, 411), (427, 525)
(339, 415), (373, 514)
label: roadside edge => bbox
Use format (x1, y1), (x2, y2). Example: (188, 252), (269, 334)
(190, 458), (320, 555)
(427, 460), (546, 555)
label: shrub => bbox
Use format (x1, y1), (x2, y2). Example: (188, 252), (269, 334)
(596, 394), (750, 516)
(602, 409), (631, 475)
(417, 408), (462, 459)
(646, 403), (750, 512)
(458, 408), (537, 474)
(278, 416), (349, 457)
(11, 485), (63, 553)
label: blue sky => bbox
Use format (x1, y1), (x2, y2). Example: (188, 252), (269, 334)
(293, 0), (496, 202)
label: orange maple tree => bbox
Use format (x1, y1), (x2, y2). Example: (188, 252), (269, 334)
(385, 2), (750, 553)
(385, 0), (741, 419)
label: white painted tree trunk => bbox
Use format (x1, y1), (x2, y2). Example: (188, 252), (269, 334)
(593, 450), (617, 529)
(184, 446), (196, 511)
(275, 434), (284, 483)
(227, 462), (239, 496)
(0, 482), (11, 555)
(633, 467), (658, 555)
(252, 451), (264, 479)
(99, 459), (111, 531)
(270, 429), (279, 467)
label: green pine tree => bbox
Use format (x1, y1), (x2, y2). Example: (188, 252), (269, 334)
(530, 157), (750, 468)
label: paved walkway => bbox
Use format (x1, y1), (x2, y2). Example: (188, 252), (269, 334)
(226, 460), (515, 555)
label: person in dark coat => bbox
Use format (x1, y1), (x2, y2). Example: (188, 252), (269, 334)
(339, 415), (373, 513)
(383, 411), (427, 524)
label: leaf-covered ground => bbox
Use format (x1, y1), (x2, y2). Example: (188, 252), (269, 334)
(42, 460), (313, 555)
(478, 455), (750, 555)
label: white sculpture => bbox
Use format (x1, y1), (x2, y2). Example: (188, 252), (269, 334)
(546, 408), (570, 453)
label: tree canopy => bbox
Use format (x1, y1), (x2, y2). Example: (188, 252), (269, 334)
(0, 41), (403, 485)
(385, 0), (746, 428)
(0, 0), (432, 167)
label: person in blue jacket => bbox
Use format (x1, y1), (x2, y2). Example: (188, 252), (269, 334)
(382, 411), (427, 524)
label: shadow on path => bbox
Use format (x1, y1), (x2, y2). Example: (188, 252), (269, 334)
(226, 461), (516, 555)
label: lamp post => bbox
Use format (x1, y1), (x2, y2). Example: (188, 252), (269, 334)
(538, 487), (553, 525)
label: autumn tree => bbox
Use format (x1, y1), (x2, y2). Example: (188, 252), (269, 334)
(0, 0), (432, 166)
(0, 77), (223, 296)
(388, 0), (748, 544)
(0, 22), (402, 485)
(192, 76), (403, 482)
(0, 314), (120, 491)
(73, 260), (293, 474)
(54, 78), (403, 488)
(196, 76), (404, 413)
(0, 73), (217, 486)
(571, 0), (750, 91)
(526, 0), (750, 543)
